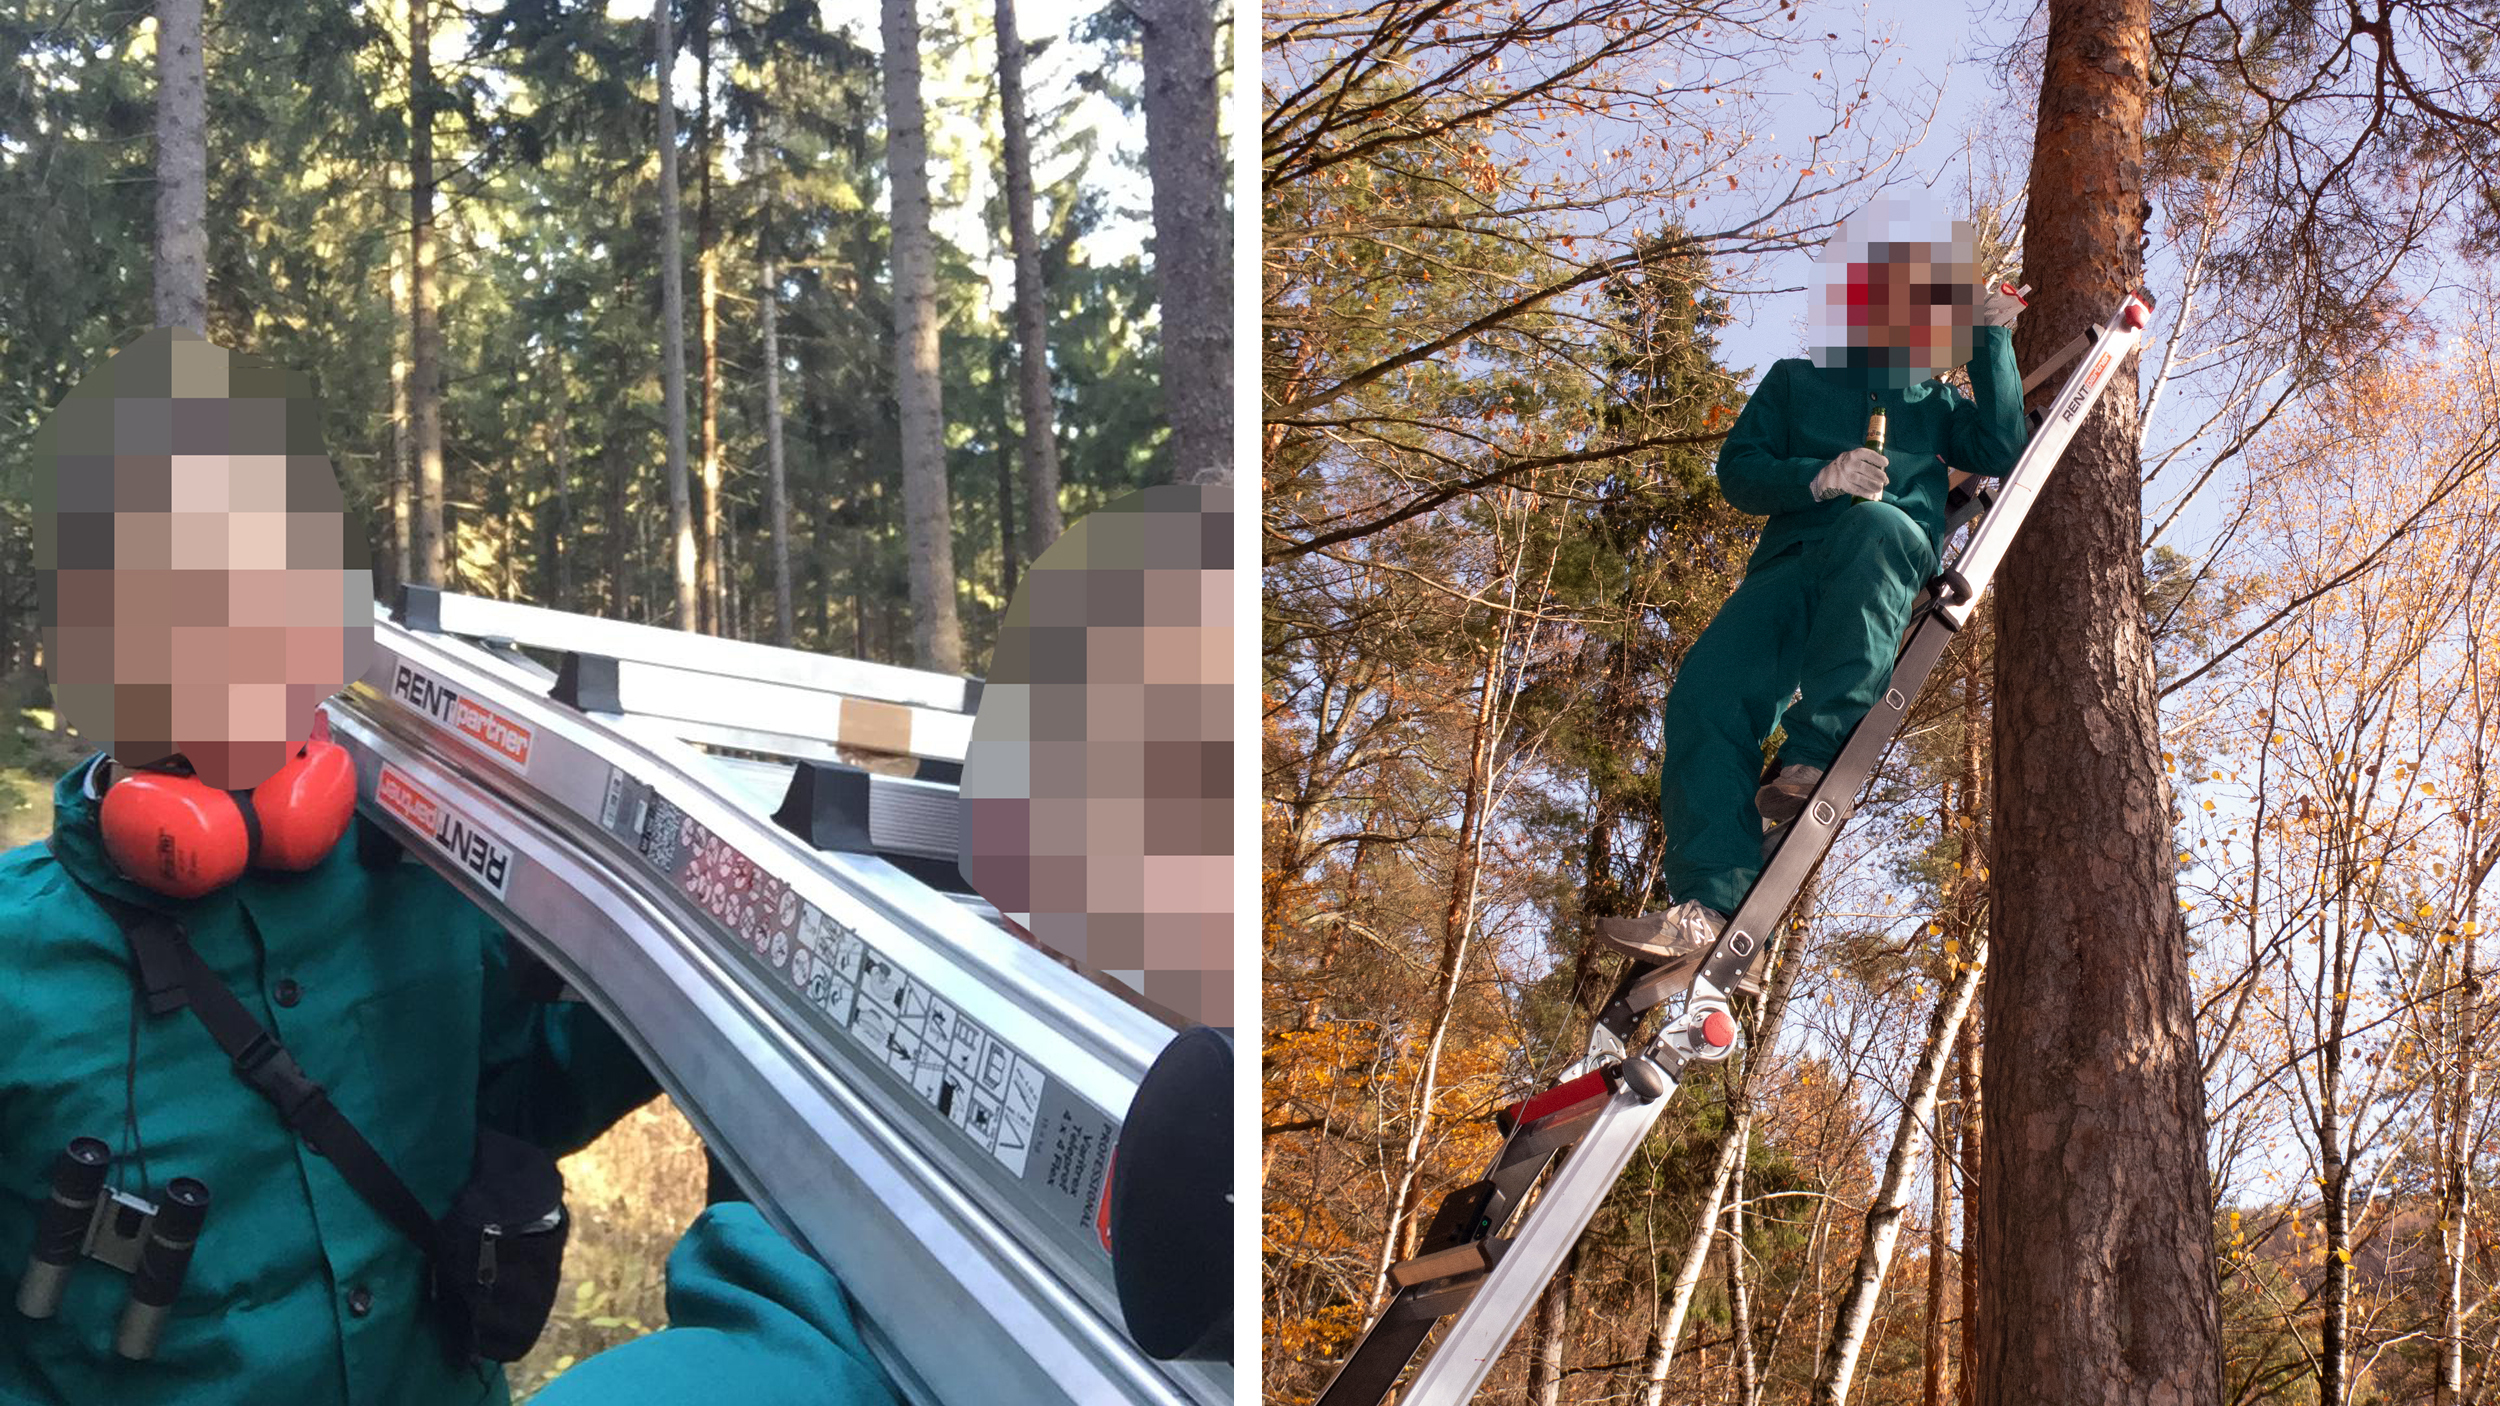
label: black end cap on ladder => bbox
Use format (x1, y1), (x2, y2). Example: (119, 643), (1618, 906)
(552, 653), (622, 713)
(770, 760), (876, 854)
(397, 584), (443, 633)
(960, 676), (985, 717)
(1111, 1024), (1233, 1363)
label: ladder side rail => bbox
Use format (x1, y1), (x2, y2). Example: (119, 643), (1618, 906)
(1633, 614), (1956, 1012)
(410, 587), (979, 714)
(1394, 1081), (1683, 1404)
(1935, 292), (2155, 630)
(593, 656), (975, 763)
(1314, 1307), (1445, 1406)
(324, 710), (1187, 1406)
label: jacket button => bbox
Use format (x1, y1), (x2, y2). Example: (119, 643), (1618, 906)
(274, 979), (302, 1008)
(347, 1286), (373, 1317)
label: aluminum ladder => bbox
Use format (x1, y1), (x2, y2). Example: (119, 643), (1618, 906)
(1313, 289), (2160, 1406)
(320, 586), (1231, 1406)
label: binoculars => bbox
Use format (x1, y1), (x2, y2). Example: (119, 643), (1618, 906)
(15, 1137), (211, 1361)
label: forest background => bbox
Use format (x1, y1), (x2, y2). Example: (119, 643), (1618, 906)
(1262, 0), (2500, 1401)
(0, 0), (1227, 1388)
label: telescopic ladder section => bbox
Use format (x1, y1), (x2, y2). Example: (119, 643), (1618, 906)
(320, 589), (1231, 1406)
(1315, 290), (2160, 1406)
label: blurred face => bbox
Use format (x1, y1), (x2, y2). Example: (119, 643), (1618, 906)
(1806, 199), (1982, 388)
(36, 329), (375, 791)
(1848, 252), (1971, 359)
(959, 483), (1234, 1028)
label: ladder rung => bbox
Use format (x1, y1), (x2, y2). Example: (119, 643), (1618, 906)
(1407, 1271), (1491, 1317)
(1388, 1240), (1491, 1289)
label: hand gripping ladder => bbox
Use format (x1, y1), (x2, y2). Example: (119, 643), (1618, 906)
(1312, 288), (2161, 1406)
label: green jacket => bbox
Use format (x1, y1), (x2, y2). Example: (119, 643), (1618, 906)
(0, 755), (660, 1406)
(1716, 324), (2028, 571)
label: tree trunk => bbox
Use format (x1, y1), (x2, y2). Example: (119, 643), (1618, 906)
(655, 0), (697, 631)
(1365, 641), (1504, 1311)
(1637, 935), (1802, 1406)
(1731, 1155), (1761, 1406)
(1135, 0), (1229, 484)
(153, 0), (206, 330)
(2319, 901), (2352, 1406)
(1957, 1010), (1983, 1406)
(389, 229), (412, 593)
(2438, 922), (2480, 1406)
(1926, 1087), (1950, 1406)
(1957, 637), (1986, 1406)
(1813, 939), (1989, 1406)
(762, 245), (794, 649)
(551, 377), (572, 606)
(994, 0), (1064, 561)
(880, 0), (964, 672)
(696, 0), (723, 635)
(408, 0), (446, 588)
(604, 442), (628, 618)
(997, 422), (1016, 603)
(1982, 0), (2225, 1397)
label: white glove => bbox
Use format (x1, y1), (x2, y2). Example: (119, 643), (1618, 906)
(1978, 282), (2027, 330)
(1811, 447), (1889, 502)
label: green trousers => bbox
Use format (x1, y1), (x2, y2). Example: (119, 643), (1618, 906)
(1659, 501), (1937, 916)
(532, 1203), (898, 1406)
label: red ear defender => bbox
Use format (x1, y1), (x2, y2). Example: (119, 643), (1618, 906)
(250, 740), (357, 871)
(96, 740), (357, 898)
(98, 771), (250, 900)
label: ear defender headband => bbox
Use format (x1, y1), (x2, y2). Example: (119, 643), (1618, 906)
(96, 742), (358, 900)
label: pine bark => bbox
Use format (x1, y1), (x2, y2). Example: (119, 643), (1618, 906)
(1981, 0), (2225, 1397)
(994, 0), (1063, 562)
(153, 0), (206, 330)
(408, 0), (446, 588)
(880, 0), (964, 672)
(1135, 0), (1229, 484)
(655, 0), (696, 630)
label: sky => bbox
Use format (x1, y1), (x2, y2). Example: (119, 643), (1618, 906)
(1709, 0), (2016, 385)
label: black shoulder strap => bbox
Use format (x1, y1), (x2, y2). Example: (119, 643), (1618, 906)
(58, 861), (442, 1259)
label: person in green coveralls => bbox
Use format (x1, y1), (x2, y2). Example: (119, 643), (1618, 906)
(0, 326), (680, 1406)
(1603, 198), (2029, 967)
(530, 1201), (898, 1406)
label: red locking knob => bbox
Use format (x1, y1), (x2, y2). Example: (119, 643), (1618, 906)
(2123, 301), (2150, 330)
(1701, 1010), (1736, 1049)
